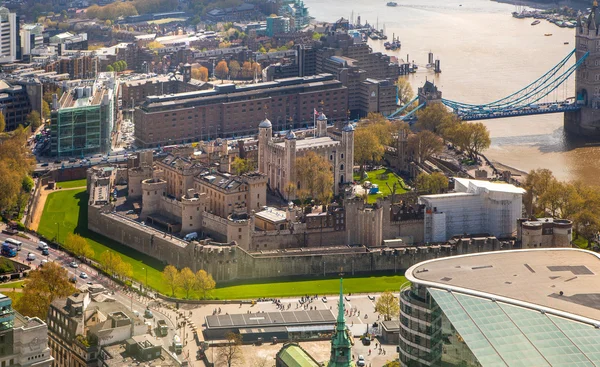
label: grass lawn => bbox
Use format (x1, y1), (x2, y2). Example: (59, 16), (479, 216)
(56, 179), (87, 189)
(37, 189), (170, 296)
(213, 275), (408, 300)
(37, 189), (410, 300)
(0, 280), (25, 289)
(353, 168), (408, 203)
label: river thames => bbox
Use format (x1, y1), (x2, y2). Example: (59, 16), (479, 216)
(303, 0), (600, 182)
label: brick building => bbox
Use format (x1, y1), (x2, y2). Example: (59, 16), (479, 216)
(134, 73), (348, 148)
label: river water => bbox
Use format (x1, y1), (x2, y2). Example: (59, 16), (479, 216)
(303, 0), (600, 182)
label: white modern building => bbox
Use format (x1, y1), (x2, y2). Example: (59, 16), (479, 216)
(0, 7), (18, 63)
(0, 293), (54, 367)
(419, 178), (525, 242)
(20, 24), (44, 56)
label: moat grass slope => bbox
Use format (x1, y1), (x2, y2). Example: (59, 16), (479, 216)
(38, 189), (409, 299)
(212, 275), (408, 300)
(353, 168), (407, 203)
(56, 179), (87, 189)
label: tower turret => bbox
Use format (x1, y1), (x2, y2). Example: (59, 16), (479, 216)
(316, 112), (328, 137)
(257, 117), (273, 175)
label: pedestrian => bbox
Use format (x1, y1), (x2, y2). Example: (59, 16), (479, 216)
(368, 349), (371, 356)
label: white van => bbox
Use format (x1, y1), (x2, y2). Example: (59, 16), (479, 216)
(38, 241), (49, 250)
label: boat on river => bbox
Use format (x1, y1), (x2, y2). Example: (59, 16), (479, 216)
(386, 2), (398, 6)
(531, 20), (541, 25)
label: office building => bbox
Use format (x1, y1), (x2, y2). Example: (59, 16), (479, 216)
(0, 293), (54, 367)
(0, 79), (33, 131)
(20, 24), (44, 56)
(50, 72), (118, 157)
(99, 335), (181, 367)
(266, 15), (290, 37)
(419, 178), (525, 242)
(120, 74), (210, 109)
(0, 7), (19, 63)
(48, 289), (147, 367)
(49, 32), (88, 56)
(400, 248), (600, 366)
(134, 74), (348, 148)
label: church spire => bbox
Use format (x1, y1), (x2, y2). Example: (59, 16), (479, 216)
(327, 277), (354, 367)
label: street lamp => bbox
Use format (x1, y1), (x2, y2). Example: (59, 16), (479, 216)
(142, 267), (148, 292)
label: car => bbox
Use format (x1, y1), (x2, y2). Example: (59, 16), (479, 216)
(322, 297), (327, 303)
(68, 158), (77, 163)
(549, 103), (559, 109)
(69, 276), (77, 283)
(38, 241), (48, 250)
(41, 248), (49, 256)
(357, 355), (366, 367)
(126, 210), (135, 215)
(54, 160), (62, 164)
(41, 163), (49, 167)
(79, 272), (88, 279)
(144, 309), (154, 319)
(26, 253), (36, 261)
(40, 259), (48, 266)
(362, 336), (371, 346)
(69, 262), (79, 268)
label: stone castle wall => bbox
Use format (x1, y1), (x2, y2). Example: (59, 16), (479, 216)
(88, 203), (512, 283)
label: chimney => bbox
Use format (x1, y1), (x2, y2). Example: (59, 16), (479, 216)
(52, 93), (58, 110)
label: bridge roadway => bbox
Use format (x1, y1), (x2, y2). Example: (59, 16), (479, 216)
(454, 102), (580, 121)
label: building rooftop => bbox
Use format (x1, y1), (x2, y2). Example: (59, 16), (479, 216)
(255, 207), (287, 223)
(276, 343), (320, 367)
(206, 309), (335, 330)
(454, 177), (526, 195)
(407, 249), (600, 323)
(407, 249), (600, 366)
(275, 136), (340, 150)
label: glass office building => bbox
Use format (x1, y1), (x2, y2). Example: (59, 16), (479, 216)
(400, 248), (600, 367)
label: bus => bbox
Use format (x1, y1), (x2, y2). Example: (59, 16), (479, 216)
(1, 244), (17, 257)
(4, 238), (22, 251)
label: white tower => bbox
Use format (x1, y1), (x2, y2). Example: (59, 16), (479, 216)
(257, 118), (272, 176)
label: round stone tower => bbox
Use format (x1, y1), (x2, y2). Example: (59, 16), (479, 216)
(140, 178), (166, 220)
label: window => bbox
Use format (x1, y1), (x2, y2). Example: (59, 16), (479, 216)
(190, 216), (193, 220)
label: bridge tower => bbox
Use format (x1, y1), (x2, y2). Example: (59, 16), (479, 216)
(565, 1), (600, 136)
(418, 80), (442, 107)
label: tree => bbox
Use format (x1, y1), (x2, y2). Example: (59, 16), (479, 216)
(241, 61), (254, 79)
(375, 291), (400, 321)
(65, 233), (94, 259)
(195, 269), (216, 299)
(215, 60), (229, 80)
(116, 261), (133, 279)
(163, 265), (179, 296)
(191, 66), (209, 81)
(523, 168), (556, 216)
(407, 130), (443, 163)
(217, 332), (243, 367)
(231, 157), (253, 176)
(229, 60), (241, 79)
(415, 103), (456, 133)
(178, 267), (196, 299)
(14, 262), (76, 320)
(0, 126), (35, 214)
(147, 41), (164, 49)
(284, 182), (296, 201)
(354, 128), (384, 172)
(295, 151), (333, 204)
(26, 111), (42, 130)
(415, 172), (448, 194)
(447, 122), (491, 158)
(312, 32), (323, 41)
(99, 250), (124, 276)
(42, 101), (51, 120)
(106, 65), (114, 72)
(0, 113), (6, 132)
(395, 77), (414, 105)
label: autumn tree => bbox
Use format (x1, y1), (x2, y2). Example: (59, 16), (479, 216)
(215, 60), (229, 80)
(407, 130), (444, 163)
(447, 122), (491, 158)
(163, 265), (179, 296)
(26, 111), (42, 130)
(229, 60), (241, 79)
(415, 103), (457, 133)
(217, 332), (243, 367)
(191, 66), (209, 81)
(147, 41), (164, 49)
(65, 233), (94, 260)
(15, 262), (76, 320)
(241, 61), (254, 79)
(523, 168), (556, 216)
(231, 157), (254, 176)
(42, 100), (51, 120)
(99, 250), (124, 276)
(178, 267), (196, 299)
(0, 126), (35, 215)
(295, 151), (333, 204)
(375, 291), (400, 321)
(0, 113), (5, 132)
(415, 172), (448, 194)
(115, 261), (133, 279)
(395, 77), (414, 105)
(195, 269), (216, 299)
(354, 128), (384, 172)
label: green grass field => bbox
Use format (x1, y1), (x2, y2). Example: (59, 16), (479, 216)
(212, 275), (408, 299)
(354, 169), (407, 203)
(38, 189), (409, 300)
(0, 280), (25, 289)
(56, 179), (87, 189)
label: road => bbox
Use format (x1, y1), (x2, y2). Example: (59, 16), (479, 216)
(0, 232), (186, 361)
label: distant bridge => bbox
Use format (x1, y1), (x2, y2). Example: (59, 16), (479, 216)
(388, 49), (589, 122)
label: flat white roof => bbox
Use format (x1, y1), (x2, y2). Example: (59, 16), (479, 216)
(275, 136), (340, 150)
(454, 177), (526, 195)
